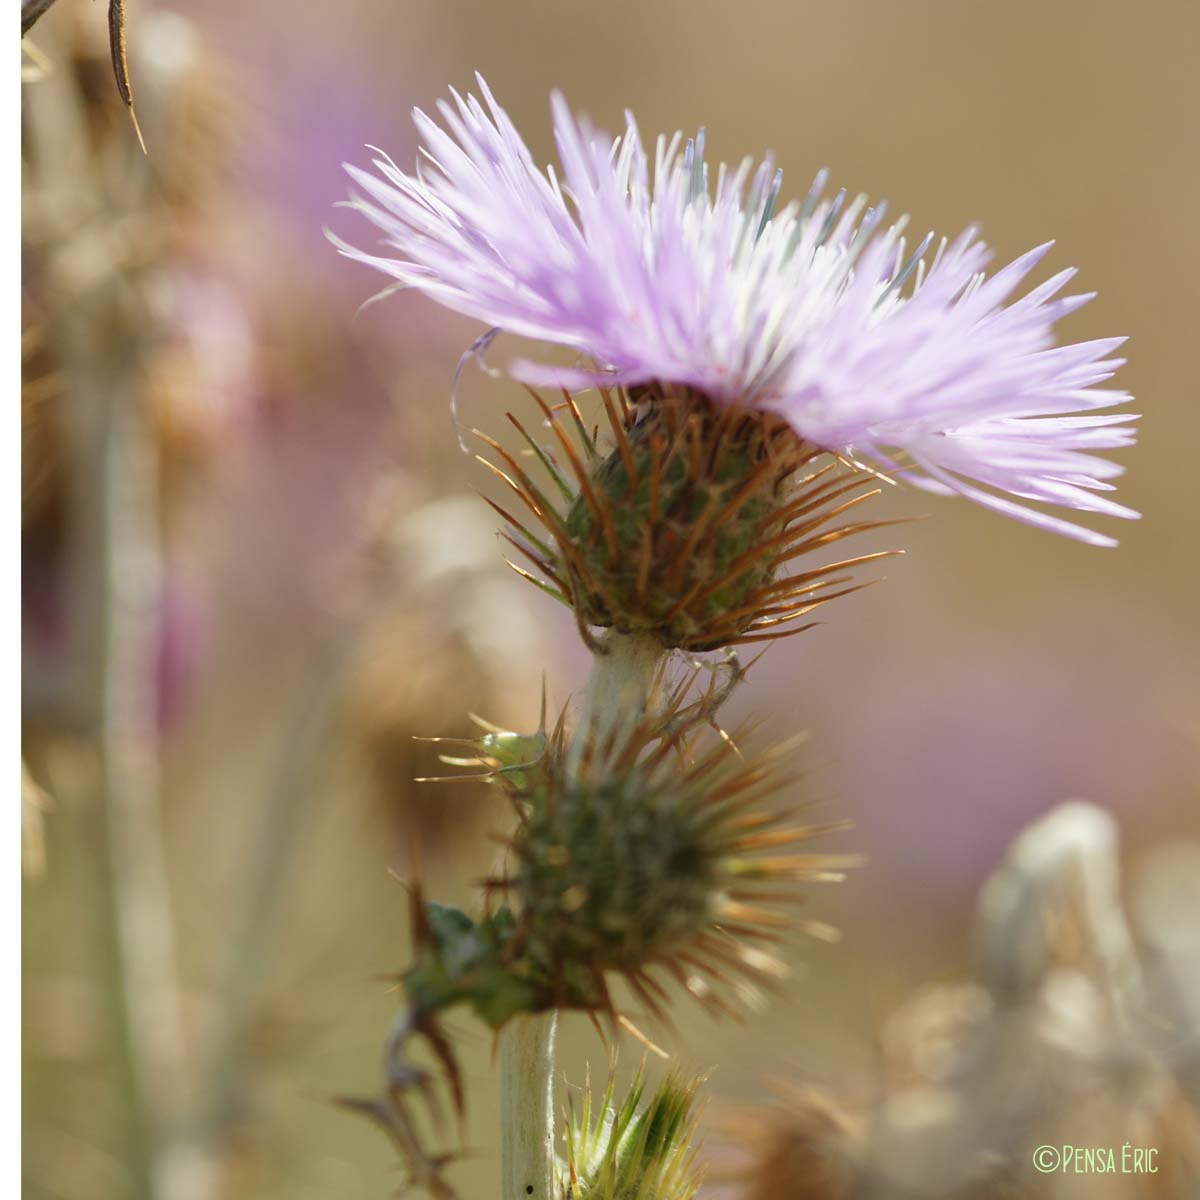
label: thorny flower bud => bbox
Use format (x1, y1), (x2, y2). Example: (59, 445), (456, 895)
(565, 1063), (704, 1200)
(487, 679), (856, 1022)
(344, 674), (858, 1198)
(380, 675), (854, 1069)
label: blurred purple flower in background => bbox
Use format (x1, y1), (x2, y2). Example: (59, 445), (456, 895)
(336, 75), (1138, 546)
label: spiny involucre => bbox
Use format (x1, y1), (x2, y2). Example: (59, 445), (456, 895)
(334, 74), (1138, 547)
(565, 1064), (704, 1200)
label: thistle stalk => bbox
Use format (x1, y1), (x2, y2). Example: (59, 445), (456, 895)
(335, 73), (1137, 1200)
(500, 1014), (558, 1200)
(569, 629), (665, 777)
(500, 629), (665, 1200)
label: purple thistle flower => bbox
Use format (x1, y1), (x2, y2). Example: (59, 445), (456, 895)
(334, 75), (1138, 546)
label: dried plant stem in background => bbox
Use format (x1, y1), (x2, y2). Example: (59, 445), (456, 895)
(93, 377), (188, 1200)
(24, 22), (185, 1197)
(21, 0), (60, 35)
(190, 624), (363, 1196)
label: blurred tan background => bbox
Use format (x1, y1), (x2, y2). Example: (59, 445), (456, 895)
(22, 1), (1200, 1197)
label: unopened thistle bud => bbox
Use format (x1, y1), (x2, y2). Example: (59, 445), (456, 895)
(491, 701), (855, 1020)
(565, 1064), (704, 1200)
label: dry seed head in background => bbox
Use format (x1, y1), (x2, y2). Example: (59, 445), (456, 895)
(341, 490), (548, 852)
(724, 804), (1200, 1199)
(21, 6), (245, 546)
(22, 7), (249, 745)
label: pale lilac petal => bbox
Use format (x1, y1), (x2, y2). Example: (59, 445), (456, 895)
(334, 78), (1138, 543)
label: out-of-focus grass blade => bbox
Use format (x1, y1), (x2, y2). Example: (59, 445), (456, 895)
(22, 0), (146, 153)
(107, 0), (146, 153)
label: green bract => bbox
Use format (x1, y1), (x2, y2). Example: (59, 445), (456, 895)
(562, 398), (786, 650)
(565, 1065), (703, 1200)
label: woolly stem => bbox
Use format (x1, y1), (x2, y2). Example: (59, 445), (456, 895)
(568, 629), (665, 777)
(500, 628), (666, 1200)
(500, 1014), (559, 1200)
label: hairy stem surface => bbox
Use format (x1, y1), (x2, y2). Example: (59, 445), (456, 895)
(568, 629), (665, 778)
(500, 1014), (559, 1200)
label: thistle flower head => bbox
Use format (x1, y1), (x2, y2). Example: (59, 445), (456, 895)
(337, 75), (1138, 546)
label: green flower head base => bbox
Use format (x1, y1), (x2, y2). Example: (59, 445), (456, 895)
(480, 384), (902, 654)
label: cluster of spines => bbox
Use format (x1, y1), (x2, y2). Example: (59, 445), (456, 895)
(475, 383), (903, 652)
(565, 1061), (704, 1200)
(468, 669), (859, 1029)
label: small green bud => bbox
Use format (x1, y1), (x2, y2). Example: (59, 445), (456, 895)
(415, 722), (546, 788)
(565, 1063), (704, 1200)
(477, 729), (547, 790)
(477, 729), (547, 769)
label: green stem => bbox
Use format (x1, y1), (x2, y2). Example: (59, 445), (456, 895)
(568, 629), (665, 778)
(499, 628), (666, 1200)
